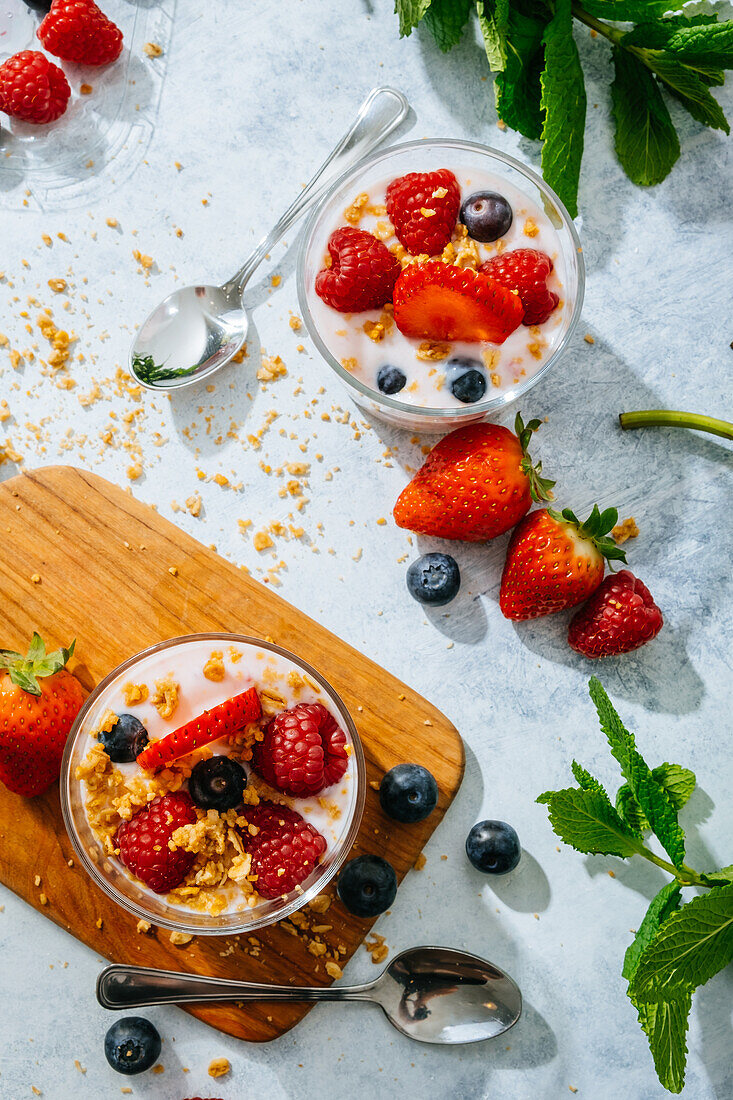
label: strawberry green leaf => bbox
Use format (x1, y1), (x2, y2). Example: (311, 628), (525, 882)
(477, 0), (508, 72)
(629, 883), (733, 1002)
(494, 5), (546, 138)
(616, 763), (696, 832)
(424, 0), (473, 51)
(624, 19), (733, 69)
(537, 785), (642, 857)
(540, 0), (586, 218)
(0, 634), (75, 696)
(636, 49), (730, 134)
(394, 0), (434, 37)
(0, 650), (24, 667)
(611, 46), (680, 187)
(27, 632), (46, 662)
(588, 678), (686, 868)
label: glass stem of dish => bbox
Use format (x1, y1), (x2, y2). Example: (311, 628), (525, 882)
(220, 86), (409, 301)
(619, 410), (733, 441)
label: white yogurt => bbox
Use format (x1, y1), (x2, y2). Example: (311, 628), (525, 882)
(310, 168), (569, 409)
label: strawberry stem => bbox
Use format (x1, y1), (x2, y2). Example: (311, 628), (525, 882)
(0, 633), (75, 696)
(515, 411), (555, 503)
(619, 410), (733, 441)
(547, 504), (628, 566)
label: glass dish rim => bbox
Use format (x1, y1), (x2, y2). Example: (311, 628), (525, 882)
(296, 136), (586, 420)
(59, 632), (366, 935)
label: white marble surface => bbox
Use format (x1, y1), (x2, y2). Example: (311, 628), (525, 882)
(1, 1), (732, 1097)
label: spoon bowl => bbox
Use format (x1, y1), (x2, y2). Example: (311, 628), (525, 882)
(97, 945), (521, 1045)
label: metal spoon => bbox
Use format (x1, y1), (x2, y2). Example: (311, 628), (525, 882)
(129, 86), (409, 392)
(97, 945), (521, 1045)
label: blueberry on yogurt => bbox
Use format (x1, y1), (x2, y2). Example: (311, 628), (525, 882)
(446, 357), (487, 404)
(377, 364), (407, 395)
(459, 191), (513, 242)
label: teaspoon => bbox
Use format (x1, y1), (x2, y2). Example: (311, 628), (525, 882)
(129, 86), (409, 392)
(97, 945), (521, 1045)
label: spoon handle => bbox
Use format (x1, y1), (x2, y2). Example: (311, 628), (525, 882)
(97, 964), (377, 1009)
(225, 86), (409, 297)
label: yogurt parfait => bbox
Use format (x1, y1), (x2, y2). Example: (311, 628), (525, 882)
(298, 139), (583, 430)
(61, 634), (364, 934)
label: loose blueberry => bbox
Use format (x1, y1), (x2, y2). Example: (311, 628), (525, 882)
(447, 356), (487, 404)
(459, 191), (513, 243)
(406, 552), (460, 607)
(337, 854), (397, 917)
(98, 713), (149, 763)
(377, 364), (407, 395)
(104, 1017), (161, 1076)
(379, 763), (438, 823)
(189, 756), (247, 811)
(22, 0), (53, 10)
(466, 820), (521, 875)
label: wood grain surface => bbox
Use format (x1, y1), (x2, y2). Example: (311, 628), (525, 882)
(0, 466), (464, 1041)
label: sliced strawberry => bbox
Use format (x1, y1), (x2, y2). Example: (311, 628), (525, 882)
(136, 686), (261, 771)
(392, 261), (524, 344)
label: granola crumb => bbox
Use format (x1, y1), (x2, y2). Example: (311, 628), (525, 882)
(208, 1056), (231, 1078)
(414, 852), (427, 870)
(416, 340), (451, 362)
(48, 278), (67, 293)
(612, 516), (639, 544)
(289, 314), (302, 331)
(106, 217), (118, 228)
(30, 573), (41, 584)
(203, 650), (226, 682)
(170, 931), (193, 946)
(308, 893), (331, 914)
(523, 217), (539, 238)
(343, 191), (369, 225)
(584, 333), (595, 344)
(136, 919), (151, 934)
(143, 41), (163, 58)
(151, 1063), (164, 1074)
(150, 674), (179, 720)
(80, 83), (93, 95)
(325, 960), (343, 980)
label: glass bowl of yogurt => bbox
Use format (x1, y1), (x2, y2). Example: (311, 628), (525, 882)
(297, 138), (584, 432)
(60, 633), (365, 936)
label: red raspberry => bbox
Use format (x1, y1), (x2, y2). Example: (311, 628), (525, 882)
(115, 791), (197, 894)
(568, 570), (663, 658)
(0, 51), (70, 124)
(252, 702), (348, 797)
(242, 801), (327, 898)
(480, 249), (559, 326)
(385, 169), (461, 256)
(38, 0), (123, 66)
(315, 227), (400, 313)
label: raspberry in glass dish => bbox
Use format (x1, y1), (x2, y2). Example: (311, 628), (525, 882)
(298, 140), (583, 430)
(62, 635), (364, 933)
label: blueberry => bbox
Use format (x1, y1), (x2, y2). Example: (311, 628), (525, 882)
(22, 0), (53, 10)
(406, 552), (460, 607)
(379, 763), (438, 823)
(466, 820), (521, 875)
(189, 756), (246, 811)
(104, 1017), (161, 1076)
(447, 356), (486, 404)
(460, 191), (513, 243)
(98, 714), (149, 763)
(337, 854), (397, 917)
(377, 364), (407, 395)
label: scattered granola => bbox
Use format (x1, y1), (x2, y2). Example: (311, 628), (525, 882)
(612, 516), (639, 544)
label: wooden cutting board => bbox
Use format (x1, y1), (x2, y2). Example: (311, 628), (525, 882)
(0, 466), (463, 1041)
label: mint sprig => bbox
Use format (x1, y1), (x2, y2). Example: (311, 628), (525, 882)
(393, 1), (731, 213)
(537, 678), (733, 1092)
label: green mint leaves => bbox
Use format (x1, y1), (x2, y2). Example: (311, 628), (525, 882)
(393, 1), (731, 212)
(537, 679), (732, 1092)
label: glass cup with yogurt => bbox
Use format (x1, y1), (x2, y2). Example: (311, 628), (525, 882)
(297, 139), (584, 432)
(60, 633), (365, 935)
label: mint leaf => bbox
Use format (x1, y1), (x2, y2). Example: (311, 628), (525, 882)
(702, 865), (733, 887)
(588, 678), (686, 868)
(424, 0), (472, 51)
(494, 6), (546, 138)
(623, 883), (683, 981)
(616, 763), (695, 831)
(629, 883), (733, 1002)
(611, 46), (680, 186)
(636, 996), (691, 1094)
(477, 0), (508, 72)
(571, 760), (612, 801)
(580, 0), (676, 19)
(540, 0), (586, 217)
(636, 49), (731, 134)
(624, 19), (733, 69)
(395, 0), (433, 37)
(537, 786), (641, 857)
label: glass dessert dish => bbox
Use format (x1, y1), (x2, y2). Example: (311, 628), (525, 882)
(60, 633), (365, 936)
(297, 138), (584, 432)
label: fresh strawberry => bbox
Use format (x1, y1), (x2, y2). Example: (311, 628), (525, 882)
(480, 249), (559, 326)
(0, 633), (84, 797)
(0, 51), (70, 124)
(241, 801), (327, 899)
(393, 413), (554, 542)
(500, 505), (628, 621)
(115, 791), (197, 894)
(136, 687), (261, 771)
(385, 169), (461, 256)
(315, 227), (400, 313)
(568, 570), (663, 657)
(392, 261), (523, 344)
(252, 702), (348, 797)
(38, 0), (123, 66)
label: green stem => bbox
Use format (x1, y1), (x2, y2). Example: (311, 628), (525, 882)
(619, 410), (733, 441)
(635, 845), (711, 888)
(572, 4), (625, 46)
